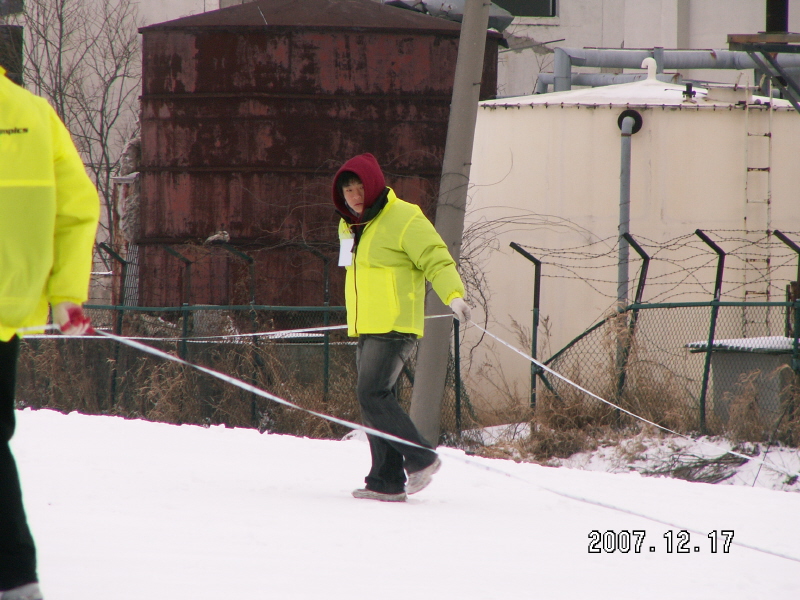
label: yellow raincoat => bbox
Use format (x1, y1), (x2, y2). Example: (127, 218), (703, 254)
(339, 188), (464, 337)
(0, 67), (99, 341)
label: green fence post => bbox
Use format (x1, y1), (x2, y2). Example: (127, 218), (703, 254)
(695, 230), (726, 434)
(323, 302), (330, 403)
(773, 231), (800, 375)
(180, 304), (189, 359)
(616, 233), (651, 405)
(793, 298), (800, 375)
(509, 242), (542, 409)
(454, 317), (462, 438)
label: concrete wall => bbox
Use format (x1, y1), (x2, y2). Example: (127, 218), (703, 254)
(500, 0), (800, 97)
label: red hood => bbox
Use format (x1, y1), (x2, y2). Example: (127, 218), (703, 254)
(332, 153), (386, 219)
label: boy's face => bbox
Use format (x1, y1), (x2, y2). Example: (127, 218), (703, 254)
(342, 180), (365, 216)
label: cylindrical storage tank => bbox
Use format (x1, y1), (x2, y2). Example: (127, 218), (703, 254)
(466, 73), (800, 412)
(136, 0), (499, 307)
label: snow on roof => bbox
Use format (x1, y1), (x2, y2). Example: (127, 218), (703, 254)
(686, 336), (797, 353)
(482, 59), (795, 110)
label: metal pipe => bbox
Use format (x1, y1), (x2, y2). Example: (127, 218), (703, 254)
(534, 72), (681, 93)
(552, 47), (800, 92)
(653, 47), (665, 73)
(553, 47), (572, 92)
(510, 242), (542, 409)
(618, 116), (635, 306)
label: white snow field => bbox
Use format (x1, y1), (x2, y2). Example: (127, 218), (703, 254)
(10, 408), (800, 600)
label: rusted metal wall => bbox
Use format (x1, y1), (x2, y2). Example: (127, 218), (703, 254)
(138, 244), (342, 308)
(137, 4), (498, 307)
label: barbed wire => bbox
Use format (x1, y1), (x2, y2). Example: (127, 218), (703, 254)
(492, 227), (800, 305)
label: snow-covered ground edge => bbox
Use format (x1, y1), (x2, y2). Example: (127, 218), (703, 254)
(466, 422), (800, 492)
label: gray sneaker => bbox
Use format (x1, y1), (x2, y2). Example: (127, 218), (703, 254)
(0, 583), (43, 600)
(352, 488), (407, 502)
(406, 456), (442, 494)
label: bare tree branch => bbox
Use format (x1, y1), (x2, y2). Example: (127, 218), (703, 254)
(12, 0), (142, 246)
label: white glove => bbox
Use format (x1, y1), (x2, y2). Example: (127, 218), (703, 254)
(449, 297), (471, 323)
(53, 301), (92, 335)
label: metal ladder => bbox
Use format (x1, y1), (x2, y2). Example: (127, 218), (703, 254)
(742, 89), (774, 336)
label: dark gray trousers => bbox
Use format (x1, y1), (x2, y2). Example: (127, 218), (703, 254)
(356, 332), (437, 494)
(0, 337), (38, 590)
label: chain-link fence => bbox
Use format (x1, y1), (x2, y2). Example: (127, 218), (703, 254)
(16, 305), (475, 444)
(541, 301), (800, 443)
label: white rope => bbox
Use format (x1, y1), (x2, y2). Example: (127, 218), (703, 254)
(20, 314), (452, 341)
(469, 320), (800, 481)
(20, 323), (350, 342)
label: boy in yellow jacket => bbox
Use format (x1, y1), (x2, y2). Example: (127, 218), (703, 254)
(0, 66), (99, 600)
(333, 153), (470, 502)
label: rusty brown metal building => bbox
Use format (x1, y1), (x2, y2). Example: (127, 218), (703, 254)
(133, 0), (499, 307)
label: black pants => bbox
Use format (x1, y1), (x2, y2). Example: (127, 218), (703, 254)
(0, 337), (37, 590)
(356, 333), (437, 494)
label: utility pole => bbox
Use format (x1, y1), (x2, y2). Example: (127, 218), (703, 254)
(409, 0), (491, 445)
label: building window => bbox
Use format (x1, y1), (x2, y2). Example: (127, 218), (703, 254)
(492, 0), (556, 18)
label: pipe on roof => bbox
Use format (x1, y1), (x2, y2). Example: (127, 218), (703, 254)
(534, 71), (682, 94)
(552, 47), (800, 92)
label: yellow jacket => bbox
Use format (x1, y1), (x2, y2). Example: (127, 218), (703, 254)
(0, 67), (99, 341)
(339, 188), (464, 337)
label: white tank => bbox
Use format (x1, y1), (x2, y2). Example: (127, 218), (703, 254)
(465, 61), (800, 416)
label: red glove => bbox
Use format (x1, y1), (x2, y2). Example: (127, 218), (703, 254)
(53, 302), (94, 335)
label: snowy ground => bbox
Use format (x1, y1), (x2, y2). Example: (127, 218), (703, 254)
(11, 408), (800, 600)
(476, 423), (800, 492)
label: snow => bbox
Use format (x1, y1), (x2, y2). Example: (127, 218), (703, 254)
(10, 408), (800, 600)
(686, 336), (796, 353)
(481, 75), (796, 109)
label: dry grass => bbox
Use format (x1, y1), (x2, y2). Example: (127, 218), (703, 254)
(16, 327), (361, 439)
(16, 308), (800, 457)
(465, 314), (800, 463)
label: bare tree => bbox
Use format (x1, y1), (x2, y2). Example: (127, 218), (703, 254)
(11, 0), (142, 245)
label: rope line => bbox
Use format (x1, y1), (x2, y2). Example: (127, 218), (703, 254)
(21, 323), (351, 342)
(470, 321), (800, 481)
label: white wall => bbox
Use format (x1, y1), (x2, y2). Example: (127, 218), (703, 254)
(464, 100), (800, 415)
(500, 0), (800, 97)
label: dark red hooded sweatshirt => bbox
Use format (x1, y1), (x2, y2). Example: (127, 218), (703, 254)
(332, 153), (388, 225)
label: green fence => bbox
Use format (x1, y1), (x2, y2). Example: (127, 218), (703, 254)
(541, 300), (800, 442)
(16, 305), (475, 444)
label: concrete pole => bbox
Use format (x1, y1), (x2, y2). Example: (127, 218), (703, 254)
(408, 0), (491, 445)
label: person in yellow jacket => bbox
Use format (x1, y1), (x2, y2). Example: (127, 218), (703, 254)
(0, 65), (99, 600)
(333, 153), (470, 502)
